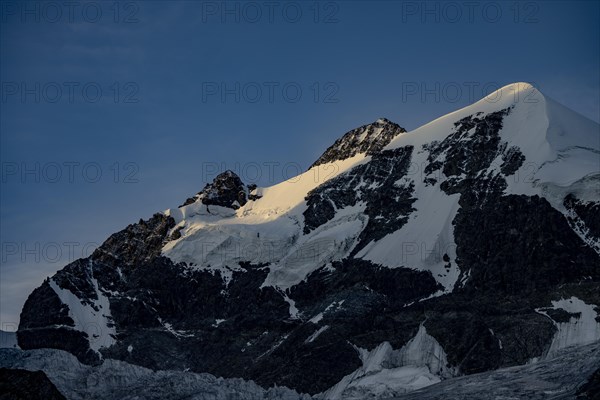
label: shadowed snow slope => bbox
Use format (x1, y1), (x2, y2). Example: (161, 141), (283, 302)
(392, 341), (600, 400)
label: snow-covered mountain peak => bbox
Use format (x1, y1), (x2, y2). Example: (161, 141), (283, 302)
(387, 82), (543, 148)
(387, 82), (598, 191)
(483, 81), (539, 104)
(16, 83), (600, 398)
(310, 117), (406, 168)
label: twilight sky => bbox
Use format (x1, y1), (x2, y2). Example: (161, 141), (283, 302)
(1, 1), (599, 329)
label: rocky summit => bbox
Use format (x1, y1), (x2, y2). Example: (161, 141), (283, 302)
(12, 83), (600, 398)
(180, 170), (249, 209)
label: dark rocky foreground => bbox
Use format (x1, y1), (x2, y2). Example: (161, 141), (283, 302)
(16, 110), (600, 396)
(0, 348), (309, 400)
(0, 368), (66, 400)
(0, 343), (597, 400)
(577, 367), (600, 400)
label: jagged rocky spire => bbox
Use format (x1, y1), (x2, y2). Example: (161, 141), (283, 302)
(179, 170), (248, 209)
(310, 117), (406, 168)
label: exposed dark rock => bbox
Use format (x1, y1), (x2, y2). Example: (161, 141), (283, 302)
(169, 226), (183, 241)
(424, 108), (519, 200)
(291, 259), (442, 312)
(565, 194), (600, 240)
(453, 195), (600, 295)
(247, 183), (263, 201)
(180, 196), (197, 207)
(500, 145), (526, 175)
(310, 118), (406, 168)
(0, 368), (66, 400)
(18, 213), (176, 365)
(577, 367), (600, 399)
(423, 294), (555, 372)
(200, 170), (248, 209)
(304, 146), (416, 255)
(179, 170), (248, 209)
(92, 213), (176, 269)
(542, 308), (582, 323)
(18, 281), (74, 330)
(17, 279), (102, 365)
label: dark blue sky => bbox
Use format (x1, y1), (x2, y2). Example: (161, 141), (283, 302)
(1, 1), (599, 327)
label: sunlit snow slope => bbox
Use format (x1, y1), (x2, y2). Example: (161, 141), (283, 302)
(163, 82), (599, 294)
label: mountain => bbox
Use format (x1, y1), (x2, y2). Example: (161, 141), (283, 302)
(14, 83), (600, 397)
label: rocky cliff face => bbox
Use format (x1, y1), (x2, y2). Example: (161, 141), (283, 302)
(17, 83), (600, 397)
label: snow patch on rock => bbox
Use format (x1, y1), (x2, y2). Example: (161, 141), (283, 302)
(49, 272), (116, 353)
(305, 325), (329, 344)
(537, 296), (600, 358)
